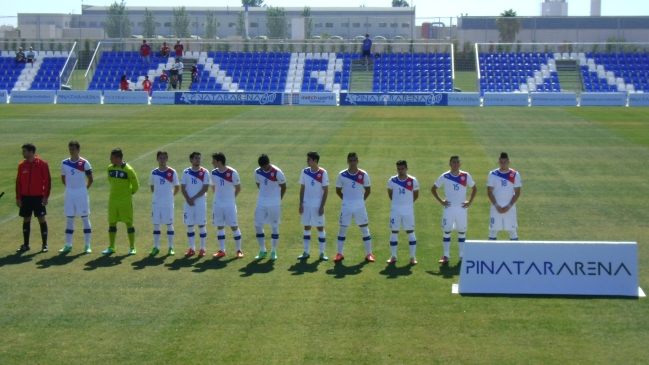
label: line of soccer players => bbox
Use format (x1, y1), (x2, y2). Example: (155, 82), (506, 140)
(15, 142), (522, 265)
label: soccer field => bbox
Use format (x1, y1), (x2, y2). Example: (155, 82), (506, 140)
(0, 105), (648, 364)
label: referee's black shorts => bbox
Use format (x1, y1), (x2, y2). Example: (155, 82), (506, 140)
(19, 196), (47, 218)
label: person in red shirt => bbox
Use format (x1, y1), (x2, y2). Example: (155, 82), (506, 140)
(174, 39), (184, 61)
(160, 42), (170, 57)
(140, 40), (152, 63)
(142, 75), (152, 95)
(16, 143), (51, 253)
(159, 70), (169, 83)
(120, 74), (130, 91)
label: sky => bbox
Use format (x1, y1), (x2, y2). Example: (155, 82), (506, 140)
(1, 0), (647, 26)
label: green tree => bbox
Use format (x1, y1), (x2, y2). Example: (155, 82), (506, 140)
(204, 10), (219, 39)
(495, 9), (521, 43)
(172, 6), (190, 38)
(142, 8), (156, 38)
(105, 1), (131, 39)
(266, 6), (287, 39)
(301, 6), (313, 39)
(241, 0), (264, 6)
(392, 0), (410, 7)
(236, 11), (245, 37)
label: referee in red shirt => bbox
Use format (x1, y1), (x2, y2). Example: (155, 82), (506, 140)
(16, 143), (51, 252)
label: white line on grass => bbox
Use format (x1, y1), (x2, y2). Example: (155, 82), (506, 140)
(0, 107), (260, 227)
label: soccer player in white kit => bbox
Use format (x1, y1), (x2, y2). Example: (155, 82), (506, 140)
(487, 152), (522, 241)
(148, 151), (180, 256)
(59, 141), (93, 253)
(298, 151), (329, 260)
(210, 152), (243, 259)
(431, 156), (477, 264)
(253, 154), (286, 261)
(181, 152), (210, 257)
(386, 160), (420, 265)
(334, 152), (375, 262)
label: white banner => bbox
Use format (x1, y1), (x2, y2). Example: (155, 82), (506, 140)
(291, 92), (337, 106)
(103, 91), (149, 104)
(530, 92), (577, 106)
(483, 92), (529, 106)
(151, 91), (177, 105)
(56, 90), (102, 104)
(448, 92), (481, 106)
(10, 90), (56, 104)
(579, 92), (627, 106)
(0, 90), (7, 104)
(458, 241), (640, 296)
(628, 93), (649, 107)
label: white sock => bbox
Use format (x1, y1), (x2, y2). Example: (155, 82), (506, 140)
(458, 233), (466, 258)
(360, 226), (372, 255)
(407, 232), (417, 258)
(255, 226), (266, 252)
(217, 228), (226, 252)
(508, 230), (518, 241)
(303, 229), (311, 253)
(167, 224), (175, 248)
(65, 217), (74, 246)
(443, 232), (451, 258)
(233, 228), (242, 251)
(187, 226), (195, 250)
(337, 226), (348, 254)
(489, 230), (498, 240)
(81, 216), (91, 246)
(271, 225), (279, 252)
(153, 224), (161, 249)
(390, 232), (398, 257)
(318, 230), (326, 253)
(199, 226), (207, 250)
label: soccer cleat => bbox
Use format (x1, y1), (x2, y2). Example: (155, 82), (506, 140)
(439, 256), (449, 264)
(410, 258), (418, 265)
(386, 256), (397, 264)
(41, 245), (49, 253)
(59, 246), (72, 253)
(198, 249), (206, 257)
(149, 247), (160, 256)
(254, 251), (267, 260)
(270, 251), (277, 261)
(17, 245), (30, 252)
(213, 250), (226, 258)
(333, 253), (344, 262)
(168, 247), (176, 256)
(102, 247), (115, 255)
(129, 248), (137, 255)
(236, 250), (244, 258)
(365, 254), (375, 262)
(297, 252), (310, 260)
(319, 252), (328, 261)
(185, 249), (196, 257)
(84, 245), (92, 253)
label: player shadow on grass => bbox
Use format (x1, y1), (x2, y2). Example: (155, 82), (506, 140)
(192, 257), (238, 273)
(379, 263), (414, 279)
(164, 256), (202, 271)
(83, 254), (130, 270)
(325, 260), (368, 279)
(131, 255), (168, 270)
(0, 251), (39, 267)
(426, 262), (462, 279)
(239, 259), (275, 277)
(36, 252), (85, 269)
(287, 258), (325, 275)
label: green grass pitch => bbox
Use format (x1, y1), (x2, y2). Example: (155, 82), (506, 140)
(0, 105), (647, 364)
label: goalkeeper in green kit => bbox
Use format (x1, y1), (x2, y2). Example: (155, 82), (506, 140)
(103, 148), (139, 255)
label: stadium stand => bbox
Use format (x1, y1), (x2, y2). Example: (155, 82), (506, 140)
(0, 50), (70, 92)
(478, 52), (561, 95)
(372, 53), (453, 93)
(88, 51), (169, 92)
(579, 52), (649, 93)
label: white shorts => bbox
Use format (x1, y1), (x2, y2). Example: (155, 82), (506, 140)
(301, 206), (325, 227)
(64, 191), (90, 217)
(183, 200), (207, 226)
(152, 205), (174, 225)
(489, 205), (518, 231)
(212, 204), (238, 227)
(255, 204), (281, 226)
(390, 211), (415, 231)
(442, 207), (468, 232)
(339, 204), (369, 226)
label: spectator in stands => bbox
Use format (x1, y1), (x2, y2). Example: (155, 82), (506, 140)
(142, 75), (152, 96)
(174, 40), (184, 61)
(362, 34), (373, 66)
(190, 62), (198, 86)
(140, 40), (152, 64)
(15, 47), (26, 65)
(159, 70), (169, 83)
(160, 42), (171, 57)
(173, 58), (184, 89)
(120, 74), (130, 91)
(26, 47), (36, 66)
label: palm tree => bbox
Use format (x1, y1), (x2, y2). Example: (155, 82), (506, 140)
(392, 0), (410, 7)
(495, 9), (521, 43)
(241, 0), (264, 6)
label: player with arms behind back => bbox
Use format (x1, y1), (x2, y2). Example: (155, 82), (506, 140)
(149, 151), (180, 256)
(253, 154), (287, 261)
(181, 152), (210, 257)
(298, 151), (329, 260)
(104, 148), (139, 255)
(386, 160), (419, 265)
(59, 141), (93, 254)
(487, 152), (522, 241)
(210, 152), (243, 259)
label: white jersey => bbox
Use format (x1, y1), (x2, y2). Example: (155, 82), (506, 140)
(336, 169), (371, 208)
(210, 166), (240, 206)
(181, 166), (210, 201)
(61, 157), (92, 192)
(434, 170), (475, 208)
(487, 168), (522, 207)
(299, 167), (329, 208)
(387, 175), (419, 214)
(149, 167), (180, 206)
(254, 165), (286, 206)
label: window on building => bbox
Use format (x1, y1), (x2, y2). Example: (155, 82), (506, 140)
(250, 22), (258, 28)
(228, 22), (236, 28)
(352, 23), (360, 28)
(364, 23), (372, 27)
(326, 23), (333, 28)
(164, 22), (172, 27)
(402, 23), (410, 28)
(341, 23), (349, 28)
(314, 23), (322, 28)
(390, 22), (398, 28)
(191, 22), (198, 27)
(78, 22), (86, 27)
(90, 22), (98, 27)
(379, 22), (387, 28)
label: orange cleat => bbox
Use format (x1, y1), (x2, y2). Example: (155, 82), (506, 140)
(198, 249), (206, 257)
(185, 249), (196, 257)
(236, 250), (244, 258)
(333, 253), (344, 262)
(365, 254), (376, 262)
(213, 250), (226, 258)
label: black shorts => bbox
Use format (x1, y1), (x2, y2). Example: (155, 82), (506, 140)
(362, 50), (371, 57)
(19, 196), (47, 218)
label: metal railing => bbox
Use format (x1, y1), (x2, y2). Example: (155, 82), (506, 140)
(84, 41), (103, 90)
(59, 42), (77, 88)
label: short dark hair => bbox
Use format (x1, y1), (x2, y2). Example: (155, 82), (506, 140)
(258, 154), (270, 167)
(22, 143), (36, 153)
(347, 152), (358, 160)
(189, 152), (201, 160)
(212, 152), (226, 164)
(111, 148), (123, 158)
(307, 151), (320, 163)
(142, 40), (147, 43)
(396, 160), (407, 168)
(68, 140), (80, 149)
(450, 155), (459, 162)
(365, 34), (369, 37)
(500, 152), (509, 160)
(156, 150), (168, 159)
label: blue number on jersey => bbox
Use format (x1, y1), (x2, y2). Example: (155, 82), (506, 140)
(70, 169), (75, 175)
(264, 179), (268, 185)
(491, 217), (495, 224)
(220, 179), (225, 186)
(311, 179), (315, 186)
(453, 183), (459, 191)
(191, 178), (198, 184)
(399, 188), (406, 195)
(159, 178), (165, 185)
(443, 218), (447, 226)
(501, 180), (507, 187)
(390, 218), (394, 224)
(351, 182), (356, 188)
